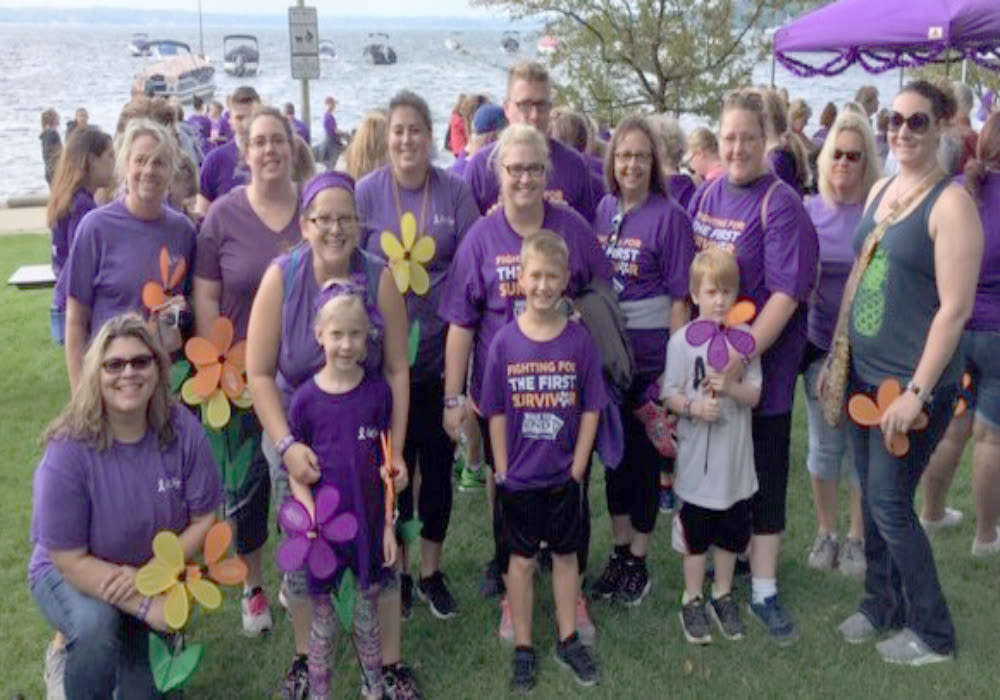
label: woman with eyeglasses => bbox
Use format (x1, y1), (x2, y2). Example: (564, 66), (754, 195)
(30, 313), (222, 698)
(355, 90), (480, 622)
(800, 111), (882, 579)
(589, 115), (694, 606)
(825, 81), (982, 665)
(441, 123), (611, 643)
(688, 89), (819, 647)
(245, 171), (417, 698)
(191, 105), (303, 641)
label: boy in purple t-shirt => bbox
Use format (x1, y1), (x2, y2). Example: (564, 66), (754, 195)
(481, 231), (607, 691)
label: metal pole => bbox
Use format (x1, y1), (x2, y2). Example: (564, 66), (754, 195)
(299, 0), (311, 132)
(770, 53), (776, 88)
(899, 66), (904, 89)
(197, 0), (204, 57)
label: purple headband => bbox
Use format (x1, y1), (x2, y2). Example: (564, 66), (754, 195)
(301, 171), (356, 213)
(314, 276), (386, 331)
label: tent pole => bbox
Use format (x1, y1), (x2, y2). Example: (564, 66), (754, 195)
(770, 53), (776, 88)
(962, 58), (968, 82)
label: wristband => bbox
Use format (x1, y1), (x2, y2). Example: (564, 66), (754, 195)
(137, 596), (152, 622)
(276, 435), (296, 457)
(494, 471), (507, 485)
(905, 380), (932, 404)
(443, 394), (466, 409)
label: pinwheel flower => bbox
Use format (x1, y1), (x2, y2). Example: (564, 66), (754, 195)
(954, 372), (973, 417)
(142, 246), (187, 311)
(180, 317), (251, 428)
(380, 212), (436, 296)
(276, 485), (359, 581)
(848, 378), (930, 457)
(135, 522), (248, 630)
(684, 300), (757, 371)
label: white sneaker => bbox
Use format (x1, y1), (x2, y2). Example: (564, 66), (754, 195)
(919, 507), (964, 531)
(971, 526), (1000, 557)
(241, 588), (273, 637)
(43, 640), (66, 700)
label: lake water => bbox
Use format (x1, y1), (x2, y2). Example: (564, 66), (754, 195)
(0, 22), (908, 199)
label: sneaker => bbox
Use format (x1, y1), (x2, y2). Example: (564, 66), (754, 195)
(452, 443), (467, 477)
(417, 571), (459, 619)
(241, 587), (273, 637)
(807, 534), (839, 571)
(554, 632), (600, 687)
(658, 486), (676, 514)
(510, 647), (537, 694)
(617, 558), (651, 607)
(400, 573), (414, 621)
(382, 662), (423, 700)
(43, 640), (66, 700)
(876, 628), (953, 666)
(457, 464), (487, 491)
(838, 612), (877, 645)
(278, 581), (289, 610)
(278, 655), (309, 700)
(708, 593), (745, 641)
(498, 596), (514, 644)
(971, 526), (1000, 557)
(838, 538), (867, 579)
(748, 594), (800, 646)
(575, 594), (597, 646)
(480, 558), (505, 599)
(679, 597), (713, 645)
(920, 507), (964, 531)
(590, 553), (626, 600)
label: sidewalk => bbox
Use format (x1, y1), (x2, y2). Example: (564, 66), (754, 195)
(0, 207), (47, 235)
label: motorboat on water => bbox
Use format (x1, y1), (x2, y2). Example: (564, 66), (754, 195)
(444, 33), (462, 51)
(223, 34), (259, 77)
(537, 34), (562, 55)
(129, 32), (151, 57)
(132, 40), (215, 104)
(319, 40), (337, 60)
(363, 33), (397, 65)
(501, 31), (520, 54)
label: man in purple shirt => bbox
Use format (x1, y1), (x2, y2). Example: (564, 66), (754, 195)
(463, 61), (601, 222)
(284, 102), (311, 145)
(195, 86), (260, 215)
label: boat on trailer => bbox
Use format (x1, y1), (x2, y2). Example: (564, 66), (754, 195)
(131, 40), (215, 104)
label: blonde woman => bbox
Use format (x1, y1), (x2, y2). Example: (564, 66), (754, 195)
(341, 110), (389, 181)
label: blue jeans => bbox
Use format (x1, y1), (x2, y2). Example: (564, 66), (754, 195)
(31, 566), (160, 699)
(846, 377), (957, 654)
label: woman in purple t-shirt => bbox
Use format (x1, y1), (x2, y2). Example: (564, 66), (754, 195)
(30, 314), (222, 698)
(192, 105), (303, 638)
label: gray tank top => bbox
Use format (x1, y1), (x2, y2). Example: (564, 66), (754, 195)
(849, 177), (960, 389)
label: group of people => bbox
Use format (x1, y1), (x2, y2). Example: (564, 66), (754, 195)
(29, 57), (1000, 699)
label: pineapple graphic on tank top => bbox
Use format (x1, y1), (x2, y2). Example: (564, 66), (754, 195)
(852, 247), (889, 337)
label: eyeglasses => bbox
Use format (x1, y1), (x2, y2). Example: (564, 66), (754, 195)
(248, 134), (289, 149)
(503, 163), (546, 179)
(308, 214), (359, 230)
(833, 149), (864, 162)
(102, 354), (156, 373)
(511, 99), (551, 115)
(887, 112), (931, 134)
(614, 151), (653, 164)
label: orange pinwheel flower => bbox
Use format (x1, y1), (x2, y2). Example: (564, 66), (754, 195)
(848, 378), (929, 456)
(954, 372), (973, 417)
(725, 299), (756, 326)
(180, 317), (251, 428)
(142, 246), (187, 311)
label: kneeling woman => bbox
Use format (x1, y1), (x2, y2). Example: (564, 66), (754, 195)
(29, 313), (222, 697)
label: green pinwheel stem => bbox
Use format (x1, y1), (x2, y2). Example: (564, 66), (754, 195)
(149, 633), (204, 692)
(333, 569), (358, 631)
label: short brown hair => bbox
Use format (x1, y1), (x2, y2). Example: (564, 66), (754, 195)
(520, 229), (569, 273)
(230, 85), (261, 106)
(507, 60), (550, 94)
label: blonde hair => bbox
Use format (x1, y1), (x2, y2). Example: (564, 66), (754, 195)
(816, 111), (882, 205)
(507, 60), (550, 93)
(690, 247), (740, 296)
(344, 111), (388, 181)
(492, 123), (551, 178)
(116, 118), (178, 184)
(314, 286), (371, 335)
(520, 229), (569, 273)
(43, 313), (174, 451)
(687, 126), (718, 157)
(648, 114), (686, 169)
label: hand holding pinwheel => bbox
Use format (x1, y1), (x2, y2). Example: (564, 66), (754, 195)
(848, 378), (929, 456)
(685, 300), (757, 373)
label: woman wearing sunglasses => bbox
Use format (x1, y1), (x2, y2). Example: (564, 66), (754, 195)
(30, 314), (222, 698)
(830, 81), (983, 665)
(801, 111), (882, 578)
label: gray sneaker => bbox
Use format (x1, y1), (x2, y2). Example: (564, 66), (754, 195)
(807, 533), (839, 571)
(838, 538), (866, 579)
(876, 628), (953, 666)
(838, 612), (877, 645)
(679, 597), (713, 645)
(708, 593), (745, 640)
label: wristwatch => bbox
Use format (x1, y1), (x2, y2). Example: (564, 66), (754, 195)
(905, 380), (932, 404)
(444, 394), (466, 409)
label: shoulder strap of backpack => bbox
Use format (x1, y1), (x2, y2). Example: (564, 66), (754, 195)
(760, 179), (783, 231)
(283, 245), (305, 303)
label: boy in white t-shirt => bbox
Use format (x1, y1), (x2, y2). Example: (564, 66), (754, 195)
(661, 247), (761, 645)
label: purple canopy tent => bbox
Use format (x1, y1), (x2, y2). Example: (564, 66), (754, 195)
(773, 0), (1000, 79)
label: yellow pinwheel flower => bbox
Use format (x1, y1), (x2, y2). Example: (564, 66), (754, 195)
(380, 212), (436, 295)
(136, 531), (224, 630)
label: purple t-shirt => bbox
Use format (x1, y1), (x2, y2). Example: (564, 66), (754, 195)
(187, 113), (212, 152)
(292, 117), (310, 145)
(594, 192), (694, 374)
(323, 112), (338, 140)
(28, 405), (223, 586)
(464, 137), (601, 222)
(357, 166), (480, 380)
(667, 173), (696, 211)
(969, 172), (1000, 331)
(480, 319), (608, 490)
(439, 202), (612, 404)
(51, 188), (97, 311)
(587, 154), (604, 179)
(450, 152), (470, 179)
(208, 117), (232, 150)
(688, 174), (819, 415)
(195, 187), (302, 340)
(67, 199), (196, 341)
(769, 148), (803, 196)
(805, 196), (862, 350)
(288, 374), (391, 590)
(199, 140), (248, 202)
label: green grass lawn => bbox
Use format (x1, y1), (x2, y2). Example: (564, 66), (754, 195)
(2, 233), (997, 699)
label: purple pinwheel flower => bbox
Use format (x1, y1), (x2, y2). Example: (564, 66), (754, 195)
(276, 485), (359, 580)
(684, 300), (757, 371)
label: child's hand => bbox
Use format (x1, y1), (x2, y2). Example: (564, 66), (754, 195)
(443, 403), (467, 443)
(696, 396), (721, 423)
(385, 454), (409, 493)
(570, 462), (586, 483)
(706, 369), (731, 396)
(144, 596), (170, 633)
(285, 443), (320, 485)
(383, 525), (398, 567)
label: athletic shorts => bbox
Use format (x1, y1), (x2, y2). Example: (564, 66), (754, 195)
(499, 479), (582, 558)
(673, 499), (752, 556)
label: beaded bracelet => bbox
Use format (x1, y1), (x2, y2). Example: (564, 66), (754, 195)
(137, 596), (152, 622)
(276, 435), (296, 457)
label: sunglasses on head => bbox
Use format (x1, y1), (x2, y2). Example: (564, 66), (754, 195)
(102, 354), (155, 373)
(888, 111), (932, 134)
(833, 149), (863, 162)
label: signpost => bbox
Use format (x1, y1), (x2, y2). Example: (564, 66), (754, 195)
(288, 4), (319, 131)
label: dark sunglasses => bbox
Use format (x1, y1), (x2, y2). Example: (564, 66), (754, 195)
(833, 149), (863, 162)
(102, 354), (156, 373)
(887, 111), (931, 134)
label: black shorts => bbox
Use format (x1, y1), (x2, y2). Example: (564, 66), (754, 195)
(677, 499), (752, 556)
(499, 480), (582, 558)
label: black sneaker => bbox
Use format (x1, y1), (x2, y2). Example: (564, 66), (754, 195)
(616, 558), (651, 607)
(709, 593), (745, 640)
(554, 632), (600, 687)
(417, 571), (459, 619)
(400, 573), (414, 621)
(510, 646), (537, 694)
(278, 655), (309, 700)
(679, 597), (713, 645)
(382, 662), (423, 700)
(590, 554), (625, 600)
(479, 558), (505, 599)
